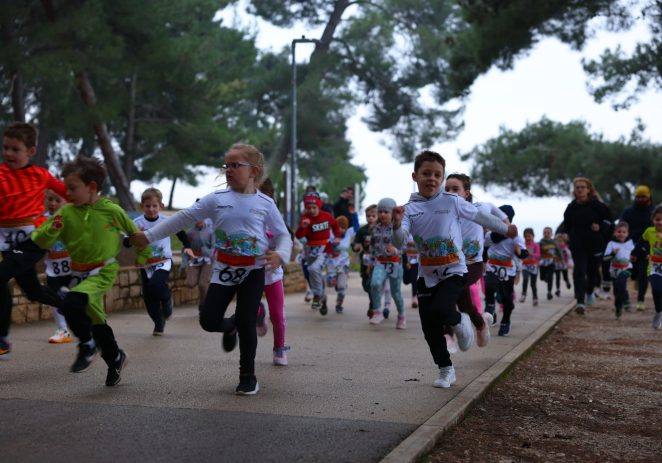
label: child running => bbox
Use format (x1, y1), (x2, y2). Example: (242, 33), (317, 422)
(0, 122), (68, 359)
(539, 226), (562, 301)
(640, 205), (662, 329)
(32, 156), (150, 386)
(603, 222), (634, 318)
(295, 192), (340, 316)
(131, 144), (292, 395)
(391, 150), (517, 388)
(520, 228), (541, 306)
(255, 178), (290, 366)
(402, 232), (420, 309)
(40, 189), (73, 343)
(134, 187), (190, 336)
(369, 198), (406, 328)
(353, 205), (378, 316)
(183, 213), (214, 311)
(326, 215), (355, 313)
(483, 205), (527, 336)
(554, 233), (572, 296)
(444, 173), (508, 346)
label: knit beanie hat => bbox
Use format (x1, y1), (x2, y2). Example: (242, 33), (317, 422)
(377, 197), (397, 212)
(304, 192), (321, 208)
(635, 185), (651, 198)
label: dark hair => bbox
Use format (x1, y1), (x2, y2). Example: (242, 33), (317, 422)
(615, 221), (629, 230)
(141, 187), (163, 203)
(523, 227), (534, 236)
(446, 173), (473, 202)
(652, 205), (662, 220)
(61, 156), (107, 188)
(414, 150), (445, 172)
(365, 204), (378, 213)
(3, 121), (38, 148)
(259, 177), (275, 198)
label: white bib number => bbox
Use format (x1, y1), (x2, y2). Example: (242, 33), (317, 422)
(380, 261), (398, 276)
(144, 259), (172, 279)
(0, 226), (34, 251)
(69, 266), (104, 288)
(486, 263), (510, 281)
(524, 264), (538, 275)
(46, 258), (72, 277)
(213, 264), (252, 286)
(651, 261), (662, 276)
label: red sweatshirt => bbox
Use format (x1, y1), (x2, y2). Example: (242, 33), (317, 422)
(295, 210), (341, 246)
(0, 164), (67, 222)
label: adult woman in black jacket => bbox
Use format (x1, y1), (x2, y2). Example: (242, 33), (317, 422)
(559, 177), (613, 314)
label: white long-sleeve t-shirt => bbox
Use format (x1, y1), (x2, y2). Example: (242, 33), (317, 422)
(393, 192), (509, 287)
(145, 189), (292, 285)
(461, 201), (508, 264)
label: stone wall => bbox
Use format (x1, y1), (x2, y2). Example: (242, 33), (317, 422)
(10, 259), (307, 325)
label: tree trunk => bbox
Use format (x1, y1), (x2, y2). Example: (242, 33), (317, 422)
(41, 0), (135, 211)
(123, 70), (138, 183)
(1, 13), (26, 121)
(168, 177), (177, 210)
(267, 0), (350, 175)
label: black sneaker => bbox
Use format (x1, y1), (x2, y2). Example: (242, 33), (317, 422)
(235, 375), (259, 395)
(383, 307), (390, 319)
(555, 290), (561, 297)
(222, 315), (237, 352)
(319, 296), (328, 316)
(498, 322), (511, 337)
(105, 349), (127, 386)
(335, 304), (343, 314)
(547, 292), (553, 300)
(71, 343), (97, 373)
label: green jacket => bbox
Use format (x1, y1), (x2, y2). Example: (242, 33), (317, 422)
(32, 198), (150, 266)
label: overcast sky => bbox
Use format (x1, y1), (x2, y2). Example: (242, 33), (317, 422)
(132, 4), (662, 238)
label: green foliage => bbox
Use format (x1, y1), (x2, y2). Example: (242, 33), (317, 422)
(461, 117), (662, 212)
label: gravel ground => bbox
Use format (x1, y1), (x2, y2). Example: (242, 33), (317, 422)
(428, 289), (662, 463)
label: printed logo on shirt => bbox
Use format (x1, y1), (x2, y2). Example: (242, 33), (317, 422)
(462, 239), (480, 259)
(311, 221), (330, 232)
(216, 204), (233, 209)
(408, 212), (424, 219)
(414, 234), (460, 266)
(434, 209), (450, 215)
(215, 229), (260, 255)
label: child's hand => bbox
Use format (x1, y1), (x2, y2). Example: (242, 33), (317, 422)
(591, 223), (600, 232)
(506, 224), (518, 238)
(183, 248), (196, 258)
(301, 218), (311, 227)
(265, 250), (282, 270)
(130, 232), (149, 247)
(392, 206), (405, 227)
(386, 244), (396, 255)
(406, 263), (411, 270)
(333, 237), (341, 245)
(51, 214), (64, 231)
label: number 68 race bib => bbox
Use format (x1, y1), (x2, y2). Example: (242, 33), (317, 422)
(212, 252), (257, 286)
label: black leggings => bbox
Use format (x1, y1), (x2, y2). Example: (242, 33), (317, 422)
(485, 274), (516, 324)
(570, 246), (600, 304)
(539, 265), (554, 295)
(522, 270), (538, 299)
(199, 268), (264, 376)
(140, 268), (172, 331)
(417, 275), (464, 368)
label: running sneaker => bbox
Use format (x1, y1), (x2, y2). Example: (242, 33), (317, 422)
(311, 296), (321, 310)
(574, 303), (586, 315)
(623, 302), (632, 312)
(452, 313), (475, 351)
(48, 328), (72, 344)
(498, 322), (511, 337)
(367, 306), (374, 319)
(566, 281), (571, 289)
(485, 304), (497, 325)
(153, 325), (164, 336)
(383, 307), (390, 319)
(369, 310), (384, 325)
(256, 302), (268, 337)
(586, 292), (596, 306)
(71, 342), (97, 373)
(236, 375), (259, 395)
(222, 315), (238, 352)
(433, 366), (456, 388)
(477, 315), (491, 347)
(519, 294), (526, 303)
(273, 346), (290, 366)
(319, 296), (328, 316)
(532, 298), (539, 307)
(547, 292), (553, 300)
(396, 315), (407, 330)
(304, 290), (313, 303)
(0, 339), (11, 360)
(335, 295), (344, 314)
(105, 349), (127, 386)
(652, 312), (662, 330)
(615, 305), (623, 319)
(555, 290), (561, 297)
(444, 334), (458, 354)
(636, 302), (646, 312)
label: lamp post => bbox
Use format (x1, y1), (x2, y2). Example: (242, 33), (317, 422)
(290, 36), (318, 227)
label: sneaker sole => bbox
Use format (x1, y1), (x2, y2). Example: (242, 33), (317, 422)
(48, 337), (73, 344)
(71, 353), (97, 373)
(0, 352), (11, 361)
(106, 354), (128, 387)
(236, 382), (260, 395)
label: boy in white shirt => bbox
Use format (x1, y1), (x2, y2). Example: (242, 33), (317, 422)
(603, 222), (635, 318)
(392, 150), (517, 388)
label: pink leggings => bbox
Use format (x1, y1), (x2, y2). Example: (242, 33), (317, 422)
(470, 281), (483, 314)
(264, 280), (286, 349)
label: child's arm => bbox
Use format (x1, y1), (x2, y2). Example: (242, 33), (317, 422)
(45, 172), (68, 201)
(31, 212), (65, 250)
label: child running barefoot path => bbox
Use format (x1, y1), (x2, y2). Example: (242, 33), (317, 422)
(131, 144), (291, 395)
(32, 156), (151, 386)
(0, 122), (68, 359)
(391, 150), (518, 389)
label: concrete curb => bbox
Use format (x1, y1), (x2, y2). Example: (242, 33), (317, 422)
(380, 300), (577, 463)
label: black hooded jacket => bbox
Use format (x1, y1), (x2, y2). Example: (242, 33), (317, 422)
(559, 198), (613, 254)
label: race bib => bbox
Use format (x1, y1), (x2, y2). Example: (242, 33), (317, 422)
(0, 225), (34, 251)
(379, 260), (398, 276)
(486, 259), (513, 281)
(650, 256), (662, 276)
(523, 264), (538, 275)
(69, 266), (104, 288)
(213, 252), (257, 286)
(46, 257), (72, 277)
(144, 259), (172, 279)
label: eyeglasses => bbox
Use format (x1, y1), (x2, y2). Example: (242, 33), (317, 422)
(221, 161), (253, 171)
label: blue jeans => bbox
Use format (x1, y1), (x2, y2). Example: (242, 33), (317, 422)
(370, 261), (404, 315)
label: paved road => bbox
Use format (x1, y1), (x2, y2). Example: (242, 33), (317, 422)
(0, 274), (574, 462)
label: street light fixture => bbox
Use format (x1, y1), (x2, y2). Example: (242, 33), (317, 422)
(289, 36), (319, 227)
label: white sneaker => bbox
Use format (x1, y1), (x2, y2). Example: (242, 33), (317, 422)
(452, 312), (475, 351)
(369, 310), (384, 325)
(396, 315), (407, 329)
(48, 328), (72, 344)
(433, 366), (456, 388)
(444, 334), (458, 354)
(476, 314), (492, 347)
(652, 312), (662, 330)
(519, 294), (526, 303)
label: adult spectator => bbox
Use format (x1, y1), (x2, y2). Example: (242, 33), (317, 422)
(558, 177), (613, 314)
(319, 192), (334, 214)
(333, 186), (354, 219)
(620, 185), (654, 311)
